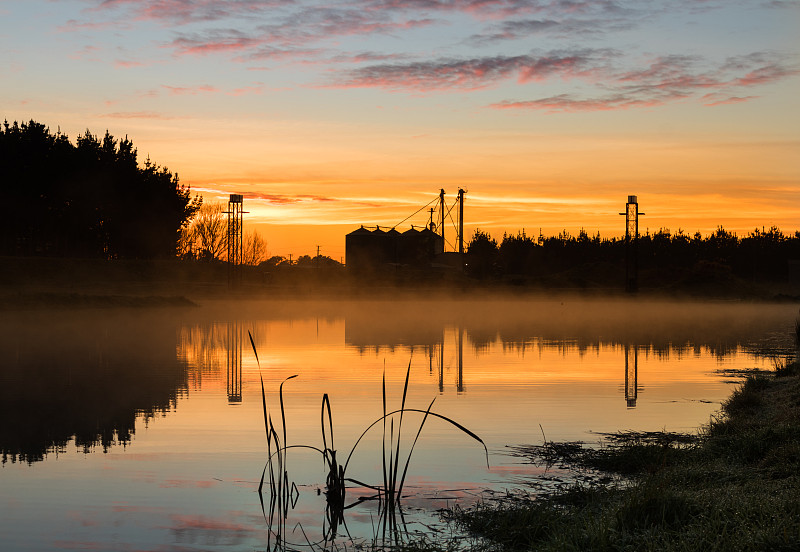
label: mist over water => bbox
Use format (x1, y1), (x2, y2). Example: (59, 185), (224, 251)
(1, 296), (796, 550)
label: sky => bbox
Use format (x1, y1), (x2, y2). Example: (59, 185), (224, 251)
(3, 0), (799, 260)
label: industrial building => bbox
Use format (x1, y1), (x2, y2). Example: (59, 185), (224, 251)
(345, 189), (464, 272)
(345, 225), (444, 272)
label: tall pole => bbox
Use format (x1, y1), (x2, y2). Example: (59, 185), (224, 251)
(439, 188), (445, 250)
(458, 188), (465, 255)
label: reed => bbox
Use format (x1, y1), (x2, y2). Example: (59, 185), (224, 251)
(248, 331), (488, 548)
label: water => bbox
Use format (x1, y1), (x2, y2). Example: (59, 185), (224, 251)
(1, 297), (796, 551)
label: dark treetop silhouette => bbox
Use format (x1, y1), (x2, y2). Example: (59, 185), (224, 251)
(1, 119), (201, 259)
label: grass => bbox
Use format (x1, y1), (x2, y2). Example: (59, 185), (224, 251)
(450, 358), (800, 551)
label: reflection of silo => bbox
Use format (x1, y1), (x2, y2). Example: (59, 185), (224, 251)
(624, 344), (638, 408)
(227, 322), (242, 404)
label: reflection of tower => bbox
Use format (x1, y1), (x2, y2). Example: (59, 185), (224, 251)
(226, 194), (246, 287)
(624, 344), (638, 408)
(227, 321), (242, 404)
(457, 326), (465, 393)
(619, 195), (645, 293)
(438, 330), (444, 393)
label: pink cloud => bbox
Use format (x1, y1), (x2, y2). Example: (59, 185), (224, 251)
(330, 50), (615, 91)
(162, 84), (219, 95)
(703, 95), (758, 106)
(228, 85), (266, 96)
(732, 64), (800, 86)
(491, 93), (663, 112)
(114, 60), (146, 68)
(489, 51), (798, 112)
(57, 19), (122, 32)
(100, 111), (182, 120)
(245, 192), (338, 204)
(168, 34), (264, 56)
(93, 0), (293, 25)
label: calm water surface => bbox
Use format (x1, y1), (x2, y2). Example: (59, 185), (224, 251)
(1, 297), (796, 551)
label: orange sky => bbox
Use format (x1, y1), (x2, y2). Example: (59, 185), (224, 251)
(3, 1), (799, 259)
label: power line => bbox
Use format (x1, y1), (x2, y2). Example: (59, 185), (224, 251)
(394, 196), (439, 229)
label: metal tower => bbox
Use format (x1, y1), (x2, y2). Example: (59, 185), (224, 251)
(620, 195), (645, 293)
(226, 194), (245, 286)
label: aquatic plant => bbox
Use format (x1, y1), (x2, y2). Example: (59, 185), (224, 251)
(247, 330), (488, 548)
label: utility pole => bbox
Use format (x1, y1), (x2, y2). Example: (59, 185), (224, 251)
(458, 188), (465, 255)
(439, 188), (446, 250)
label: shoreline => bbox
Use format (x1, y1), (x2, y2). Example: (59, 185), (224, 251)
(2, 256), (799, 307)
(444, 360), (800, 551)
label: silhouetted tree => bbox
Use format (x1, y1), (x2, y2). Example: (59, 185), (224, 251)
(188, 202), (227, 261)
(466, 229), (498, 279)
(243, 230), (268, 265)
(0, 119), (200, 258)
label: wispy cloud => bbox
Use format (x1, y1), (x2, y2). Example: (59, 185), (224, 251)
(329, 49), (617, 91)
(114, 59), (147, 68)
(92, 0), (294, 25)
(490, 52), (799, 112)
(702, 95), (758, 107)
(100, 111), (184, 119)
(162, 84), (220, 95)
(58, 18), (125, 32)
(245, 192), (338, 204)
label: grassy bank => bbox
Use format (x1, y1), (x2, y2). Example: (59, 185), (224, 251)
(447, 361), (800, 551)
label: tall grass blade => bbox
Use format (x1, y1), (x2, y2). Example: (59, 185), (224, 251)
(247, 330), (259, 366)
(279, 374), (298, 459)
(391, 360), (412, 496)
(396, 397), (436, 501)
(381, 368), (388, 502)
(321, 393), (334, 455)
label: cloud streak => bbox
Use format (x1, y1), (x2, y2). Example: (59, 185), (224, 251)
(329, 49), (617, 91)
(489, 52), (799, 112)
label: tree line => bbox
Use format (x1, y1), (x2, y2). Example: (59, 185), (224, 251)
(465, 226), (800, 285)
(1, 119), (200, 258)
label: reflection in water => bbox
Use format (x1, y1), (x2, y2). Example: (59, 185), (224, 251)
(2, 299), (797, 552)
(227, 321), (242, 404)
(625, 344), (639, 408)
(0, 310), (189, 464)
(457, 326), (465, 393)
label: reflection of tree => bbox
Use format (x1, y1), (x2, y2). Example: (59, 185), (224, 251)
(177, 323), (227, 389)
(0, 311), (189, 464)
